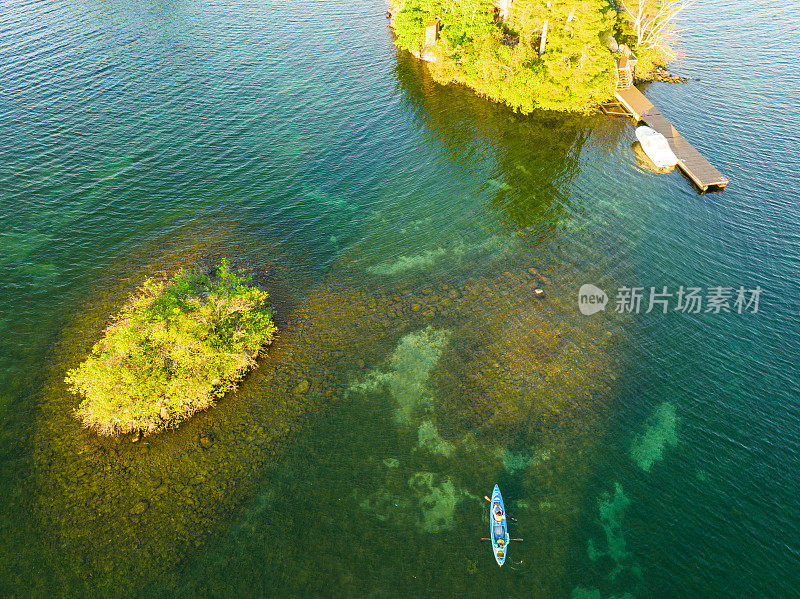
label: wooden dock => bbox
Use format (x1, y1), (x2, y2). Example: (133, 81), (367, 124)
(612, 86), (728, 193)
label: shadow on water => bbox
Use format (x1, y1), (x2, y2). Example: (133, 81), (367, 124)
(340, 51), (605, 282)
(391, 52), (593, 237)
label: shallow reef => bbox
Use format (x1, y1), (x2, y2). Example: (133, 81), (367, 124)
(28, 222), (630, 595)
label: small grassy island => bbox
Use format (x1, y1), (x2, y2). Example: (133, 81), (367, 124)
(389, 0), (685, 112)
(66, 260), (276, 436)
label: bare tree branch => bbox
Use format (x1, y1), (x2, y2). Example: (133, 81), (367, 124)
(620, 0), (697, 61)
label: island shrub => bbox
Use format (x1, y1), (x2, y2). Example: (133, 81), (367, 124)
(66, 260), (277, 436)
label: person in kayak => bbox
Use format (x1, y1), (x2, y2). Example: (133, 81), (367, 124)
(493, 502), (504, 522)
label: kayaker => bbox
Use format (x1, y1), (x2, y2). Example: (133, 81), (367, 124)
(493, 502), (504, 522)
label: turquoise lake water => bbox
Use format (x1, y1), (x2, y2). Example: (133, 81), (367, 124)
(1, 0), (799, 596)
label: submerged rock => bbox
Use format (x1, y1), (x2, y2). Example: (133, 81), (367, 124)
(359, 469), (473, 533)
(590, 482), (641, 583)
(293, 379), (310, 394)
(408, 472), (466, 533)
(416, 420), (455, 457)
(131, 500), (149, 515)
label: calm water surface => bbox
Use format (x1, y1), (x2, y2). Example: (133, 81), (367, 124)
(1, 0), (798, 597)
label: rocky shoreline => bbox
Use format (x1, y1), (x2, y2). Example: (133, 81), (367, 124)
(636, 65), (688, 85)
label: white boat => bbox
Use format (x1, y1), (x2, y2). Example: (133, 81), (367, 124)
(635, 126), (678, 168)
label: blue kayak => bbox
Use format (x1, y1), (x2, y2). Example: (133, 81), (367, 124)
(489, 484), (510, 566)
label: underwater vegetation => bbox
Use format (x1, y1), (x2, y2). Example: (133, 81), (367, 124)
(351, 326), (452, 424)
(571, 586), (635, 599)
(351, 326), (474, 533)
(367, 246), (452, 276)
(629, 401), (678, 472)
(587, 481), (641, 587)
(65, 260), (277, 436)
(499, 447), (551, 474)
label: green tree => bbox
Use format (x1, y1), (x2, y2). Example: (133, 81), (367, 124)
(393, 0), (495, 55)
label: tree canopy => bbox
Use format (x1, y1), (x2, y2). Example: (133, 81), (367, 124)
(390, 0), (659, 112)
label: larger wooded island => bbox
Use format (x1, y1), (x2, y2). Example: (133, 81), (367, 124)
(389, 0), (688, 112)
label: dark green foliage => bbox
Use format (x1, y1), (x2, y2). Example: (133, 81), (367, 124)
(66, 260), (277, 436)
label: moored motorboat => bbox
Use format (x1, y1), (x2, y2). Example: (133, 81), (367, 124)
(635, 125), (679, 168)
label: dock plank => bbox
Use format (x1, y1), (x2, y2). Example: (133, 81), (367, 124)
(614, 87), (728, 192)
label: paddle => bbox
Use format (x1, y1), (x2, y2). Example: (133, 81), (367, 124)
(481, 537), (524, 542)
